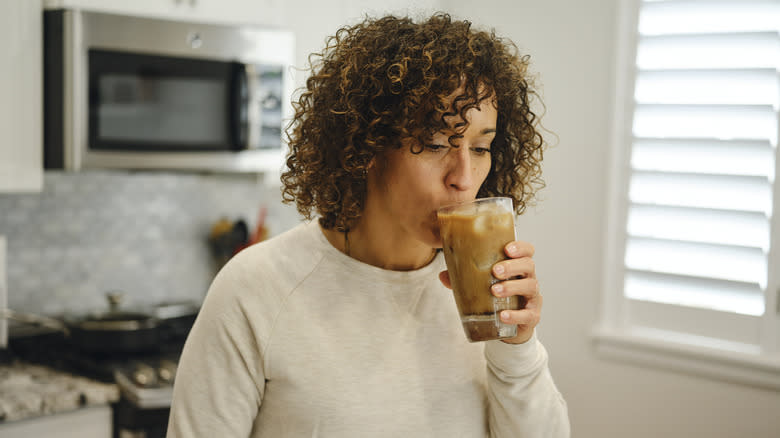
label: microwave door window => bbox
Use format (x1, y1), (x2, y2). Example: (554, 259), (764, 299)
(96, 75), (227, 148)
(88, 50), (236, 152)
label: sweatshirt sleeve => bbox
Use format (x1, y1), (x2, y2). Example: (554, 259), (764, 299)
(484, 332), (570, 438)
(166, 262), (266, 438)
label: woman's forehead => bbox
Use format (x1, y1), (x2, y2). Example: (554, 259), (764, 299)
(440, 97), (498, 130)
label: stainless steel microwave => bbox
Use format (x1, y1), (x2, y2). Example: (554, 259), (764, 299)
(43, 9), (295, 172)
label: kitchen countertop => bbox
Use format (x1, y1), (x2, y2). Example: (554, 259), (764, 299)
(0, 360), (119, 423)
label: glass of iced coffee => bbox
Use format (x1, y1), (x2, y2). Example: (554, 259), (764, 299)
(437, 197), (522, 342)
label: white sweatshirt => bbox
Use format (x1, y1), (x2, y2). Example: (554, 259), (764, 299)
(167, 220), (569, 437)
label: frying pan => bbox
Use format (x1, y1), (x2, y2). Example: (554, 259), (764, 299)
(3, 292), (161, 354)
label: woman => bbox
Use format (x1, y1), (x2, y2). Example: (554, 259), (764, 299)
(168, 13), (569, 437)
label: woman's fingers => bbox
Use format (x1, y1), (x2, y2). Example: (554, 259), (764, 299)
(438, 270), (452, 289)
(504, 241), (535, 259)
(490, 277), (539, 299)
(492, 257), (535, 280)
(499, 294), (542, 327)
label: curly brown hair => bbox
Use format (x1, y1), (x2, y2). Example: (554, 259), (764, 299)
(281, 13), (546, 231)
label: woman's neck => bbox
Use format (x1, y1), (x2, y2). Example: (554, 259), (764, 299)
(320, 217), (436, 271)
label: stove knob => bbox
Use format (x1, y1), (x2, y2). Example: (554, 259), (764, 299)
(158, 360), (177, 383)
(132, 363), (157, 387)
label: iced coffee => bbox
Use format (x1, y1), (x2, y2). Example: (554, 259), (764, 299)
(438, 197), (521, 342)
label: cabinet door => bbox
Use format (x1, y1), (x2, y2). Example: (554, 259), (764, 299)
(44, 0), (188, 21)
(0, 405), (113, 438)
(187, 0), (287, 26)
(0, 0), (43, 193)
(44, 0), (286, 26)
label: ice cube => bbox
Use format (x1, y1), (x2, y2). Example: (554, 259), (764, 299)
(473, 215), (488, 234)
(493, 213), (513, 230)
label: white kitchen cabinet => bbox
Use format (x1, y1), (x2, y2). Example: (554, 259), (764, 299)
(0, 0), (43, 193)
(0, 405), (113, 438)
(43, 0), (288, 27)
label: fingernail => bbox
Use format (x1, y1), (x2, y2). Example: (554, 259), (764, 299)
(500, 311), (510, 321)
(491, 283), (503, 296)
(494, 264), (504, 276)
(507, 244), (517, 255)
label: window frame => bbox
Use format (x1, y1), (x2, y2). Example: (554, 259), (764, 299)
(593, 0), (780, 390)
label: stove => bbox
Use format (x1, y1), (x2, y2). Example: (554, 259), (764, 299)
(114, 357), (177, 408)
(8, 307), (196, 438)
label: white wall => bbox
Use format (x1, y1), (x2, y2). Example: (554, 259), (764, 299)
(280, 0), (443, 93)
(441, 0), (780, 437)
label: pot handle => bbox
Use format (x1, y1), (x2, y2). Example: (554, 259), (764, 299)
(106, 291), (124, 313)
(0, 308), (70, 336)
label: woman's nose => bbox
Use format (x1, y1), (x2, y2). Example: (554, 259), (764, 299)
(445, 148), (475, 192)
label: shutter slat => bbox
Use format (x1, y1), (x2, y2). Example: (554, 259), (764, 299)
(640, 1), (780, 36)
(631, 138), (774, 178)
(625, 270), (765, 316)
(633, 104), (778, 144)
(625, 237), (767, 285)
(629, 171), (772, 214)
(627, 203), (770, 250)
(635, 69), (779, 107)
(637, 32), (780, 70)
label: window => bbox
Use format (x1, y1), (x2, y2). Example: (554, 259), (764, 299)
(595, 0), (780, 389)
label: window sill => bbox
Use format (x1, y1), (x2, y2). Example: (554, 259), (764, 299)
(591, 325), (780, 391)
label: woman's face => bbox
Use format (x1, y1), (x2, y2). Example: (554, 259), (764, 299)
(369, 97), (497, 248)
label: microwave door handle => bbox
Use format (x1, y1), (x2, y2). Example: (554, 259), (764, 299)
(229, 63), (253, 151)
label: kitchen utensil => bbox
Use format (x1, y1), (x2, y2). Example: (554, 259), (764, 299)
(249, 206), (268, 245)
(208, 217), (251, 268)
(2, 292), (162, 354)
(152, 300), (199, 343)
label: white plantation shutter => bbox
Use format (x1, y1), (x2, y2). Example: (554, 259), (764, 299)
(597, 0), (780, 382)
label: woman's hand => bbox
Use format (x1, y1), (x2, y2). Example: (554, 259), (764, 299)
(439, 241), (541, 344)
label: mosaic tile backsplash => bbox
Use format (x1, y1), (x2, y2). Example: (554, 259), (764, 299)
(0, 170), (302, 316)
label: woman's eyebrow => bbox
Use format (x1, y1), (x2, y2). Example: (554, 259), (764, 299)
(436, 127), (496, 137)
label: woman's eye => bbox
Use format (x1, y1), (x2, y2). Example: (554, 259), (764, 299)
(472, 147), (491, 155)
(425, 144), (447, 152)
